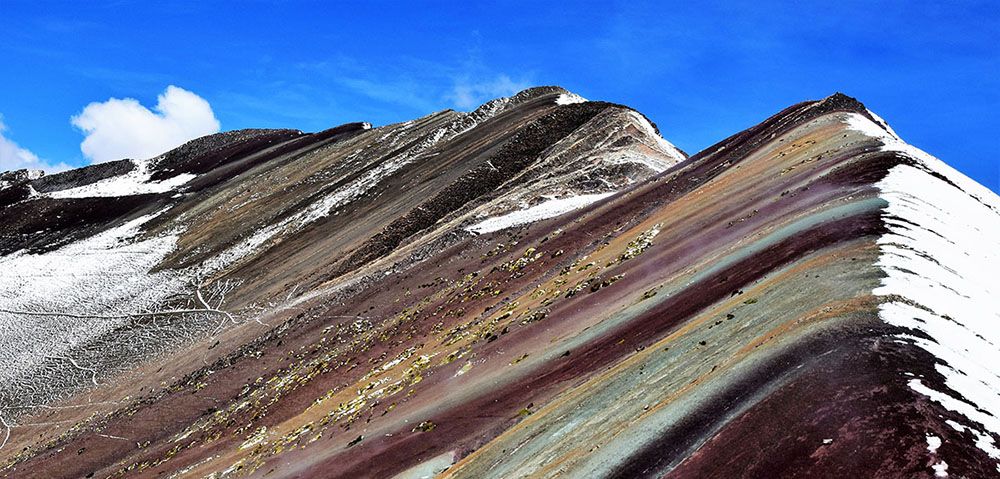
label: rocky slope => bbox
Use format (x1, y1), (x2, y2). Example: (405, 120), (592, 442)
(0, 87), (997, 478)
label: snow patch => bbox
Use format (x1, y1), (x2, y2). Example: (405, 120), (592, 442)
(927, 434), (942, 453)
(603, 150), (676, 172)
(842, 112), (894, 140)
(466, 192), (615, 234)
(844, 112), (1000, 465)
(0, 211), (186, 393)
(47, 158), (195, 198)
(865, 109), (901, 140)
(844, 113), (998, 213)
(946, 419), (1000, 463)
(555, 93), (587, 105)
(625, 111), (686, 164)
(932, 460), (949, 477)
(200, 222), (283, 274)
(297, 153), (415, 226)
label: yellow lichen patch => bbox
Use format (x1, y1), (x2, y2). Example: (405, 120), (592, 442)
(613, 224), (662, 264)
(510, 353), (530, 366)
(412, 420), (436, 432)
(518, 309), (548, 325)
(440, 346), (472, 365)
(239, 426), (268, 451)
(456, 362), (473, 376)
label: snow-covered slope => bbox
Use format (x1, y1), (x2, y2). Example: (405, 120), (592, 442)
(842, 113), (1000, 465)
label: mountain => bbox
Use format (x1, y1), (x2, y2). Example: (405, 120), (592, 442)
(0, 87), (997, 478)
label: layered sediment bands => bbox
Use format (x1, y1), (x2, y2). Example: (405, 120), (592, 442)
(178, 123), (370, 193)
(328, 101), (618, 279)
(1, 89), (997, 479)
(30, 159), (136, 193)
(0, 194), (167, 255)
(148, 128), (305, 181)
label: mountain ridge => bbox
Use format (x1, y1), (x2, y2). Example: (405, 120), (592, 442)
(0, 87), (998, 478)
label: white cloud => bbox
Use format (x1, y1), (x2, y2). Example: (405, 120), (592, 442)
(72, 85), (220, 164)
(0, 115), (70, 173)
(447, 74), (531, 110)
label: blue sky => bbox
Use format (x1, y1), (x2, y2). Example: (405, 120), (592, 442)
(1, 1), (997, 191)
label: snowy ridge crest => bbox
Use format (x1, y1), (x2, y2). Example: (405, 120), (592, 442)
(845, 113), (1000, 468)
(47, 158), (195, 199)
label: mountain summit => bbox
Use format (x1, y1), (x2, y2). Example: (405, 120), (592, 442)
(1, 87), (998, 478)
